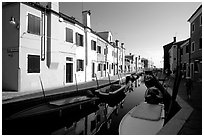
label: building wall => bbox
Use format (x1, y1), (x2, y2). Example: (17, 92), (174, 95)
(2, 2), (126, 92)
(189, 7), (202, 79)
(169, 45), (178, 73)
(75, 24), (86, 83)
(181, 40), (190, 77)
(2, 3), (20, 91)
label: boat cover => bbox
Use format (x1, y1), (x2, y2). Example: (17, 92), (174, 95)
(130, 102), (162, 121)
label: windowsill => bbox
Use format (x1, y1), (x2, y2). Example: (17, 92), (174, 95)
(194, 71), (199, 73)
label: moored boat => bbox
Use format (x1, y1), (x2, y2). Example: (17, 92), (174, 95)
(94, 84), (126, 101)
(119, 72), (165, 135)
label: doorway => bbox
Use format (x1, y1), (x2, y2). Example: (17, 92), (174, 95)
(92, 62), (95, 78)
(66, 63), (73, 83)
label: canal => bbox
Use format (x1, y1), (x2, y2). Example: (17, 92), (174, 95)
(4, 78), (148, 135)
(96, 79), (147, 135)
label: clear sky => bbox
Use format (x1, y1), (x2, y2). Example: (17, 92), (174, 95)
(59, 1), (201, 68)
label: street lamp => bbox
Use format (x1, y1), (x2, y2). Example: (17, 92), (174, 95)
(9, 16), (20, 29)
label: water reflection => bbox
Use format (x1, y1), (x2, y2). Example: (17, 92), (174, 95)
(4, 78), (147, 135)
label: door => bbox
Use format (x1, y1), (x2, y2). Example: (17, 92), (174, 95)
(190, 63), (194, 79)
(92, 62), (95, 78)
(66, 63), (73, 83)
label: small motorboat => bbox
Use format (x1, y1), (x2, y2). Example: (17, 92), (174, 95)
(119, 86), (165, 135)
(94, 84), (126, 102)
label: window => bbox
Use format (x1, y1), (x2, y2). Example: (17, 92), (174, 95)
(76, 33), (83, 46)
(91, 40), (96, 50)
(192, 23), (195, 33)
(104, 64), (106, 70)
(27, 13), (41, 35)
(66, 57), (73, 61)
(186, 45), (189, 53)
(199, 38), (202, 49)
(66, 28), (73, 43)
(28, 55), (40, 73)
(98, 64), (101, 71)
(97, 46), (101, 53)
(183, 63), (186, 70)
(76, 59), (84, 71)
(180, 48), (183, 55)
(194, 61), (199, 72)
(107, 62), (108, 69)
(191, 42), (195, 52)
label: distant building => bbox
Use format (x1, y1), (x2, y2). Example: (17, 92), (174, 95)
(187, 5), (202, 80)
(180, 38), (190, 78)
(141, 58), (148, 70)
(169, 39), (188, 74)
(125, 53), (136, 73)
(163, 37), (176, 72)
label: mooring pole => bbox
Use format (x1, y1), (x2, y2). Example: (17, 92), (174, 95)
(95, 73), (99, 89)
(75, 74), (78, 92)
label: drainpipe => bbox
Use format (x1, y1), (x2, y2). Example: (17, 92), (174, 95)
(115, 40), (119, 74)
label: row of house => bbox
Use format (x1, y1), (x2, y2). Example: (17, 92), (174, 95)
(124, 53), (155, 74)
(163, 5), (202, 80)
(2, 2), (126, 92)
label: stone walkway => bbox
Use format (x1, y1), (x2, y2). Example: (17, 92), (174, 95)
(159, 72), (202, 135)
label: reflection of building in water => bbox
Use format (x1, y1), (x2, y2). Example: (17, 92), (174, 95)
(96, 103), (106, 129)
(75, 117), (85, 135)
(87, 112), (97, 134)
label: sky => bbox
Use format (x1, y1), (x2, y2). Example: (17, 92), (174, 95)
(59, 1), (201, 68)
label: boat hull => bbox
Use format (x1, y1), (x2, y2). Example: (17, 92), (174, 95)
(119, 102), (165, 135)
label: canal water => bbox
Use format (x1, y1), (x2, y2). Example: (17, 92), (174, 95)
(4, 79), (148, 135)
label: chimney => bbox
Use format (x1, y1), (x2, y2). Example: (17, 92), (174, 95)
(173, 37), (176, 43)
(82, 10), (91, 28)
(48, 2), (59, 13)
(115, 40), (119, 47)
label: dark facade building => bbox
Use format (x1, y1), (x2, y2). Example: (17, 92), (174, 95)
(180, 38), (191, 78)
(188, 5), (202, 80)
(163, 37), (176, 72)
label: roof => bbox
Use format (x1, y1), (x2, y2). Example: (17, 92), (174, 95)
(173, 39), (189, 46)
(187, 5), (202, 22)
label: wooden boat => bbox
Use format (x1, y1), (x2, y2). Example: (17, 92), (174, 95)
(6, 96), (99, 121)
(119, 86), (165, 135)
(94, 84), (126, 101)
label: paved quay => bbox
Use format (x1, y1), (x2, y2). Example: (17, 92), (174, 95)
(157, 72), (202, 135)
(2, 73), (128, 104)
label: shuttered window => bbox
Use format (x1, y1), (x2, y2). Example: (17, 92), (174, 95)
(91, 40), (96, 50)
(28, 55), (40, 73)
(66, 28), (73, 43)
(27, 13), (41, 35)
(76, 33), (83, 46)
(76, 59), (84, 71)
(97, 46), (101, 53)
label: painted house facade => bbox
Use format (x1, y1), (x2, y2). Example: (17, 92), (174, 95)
(163, 37), (176, 72)
(2, 2), (125, 92)
(188, 5), (202, 80)
(180, 38), (190, 78)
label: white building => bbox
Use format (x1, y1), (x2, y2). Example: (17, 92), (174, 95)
(2, 2), (125, 92)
